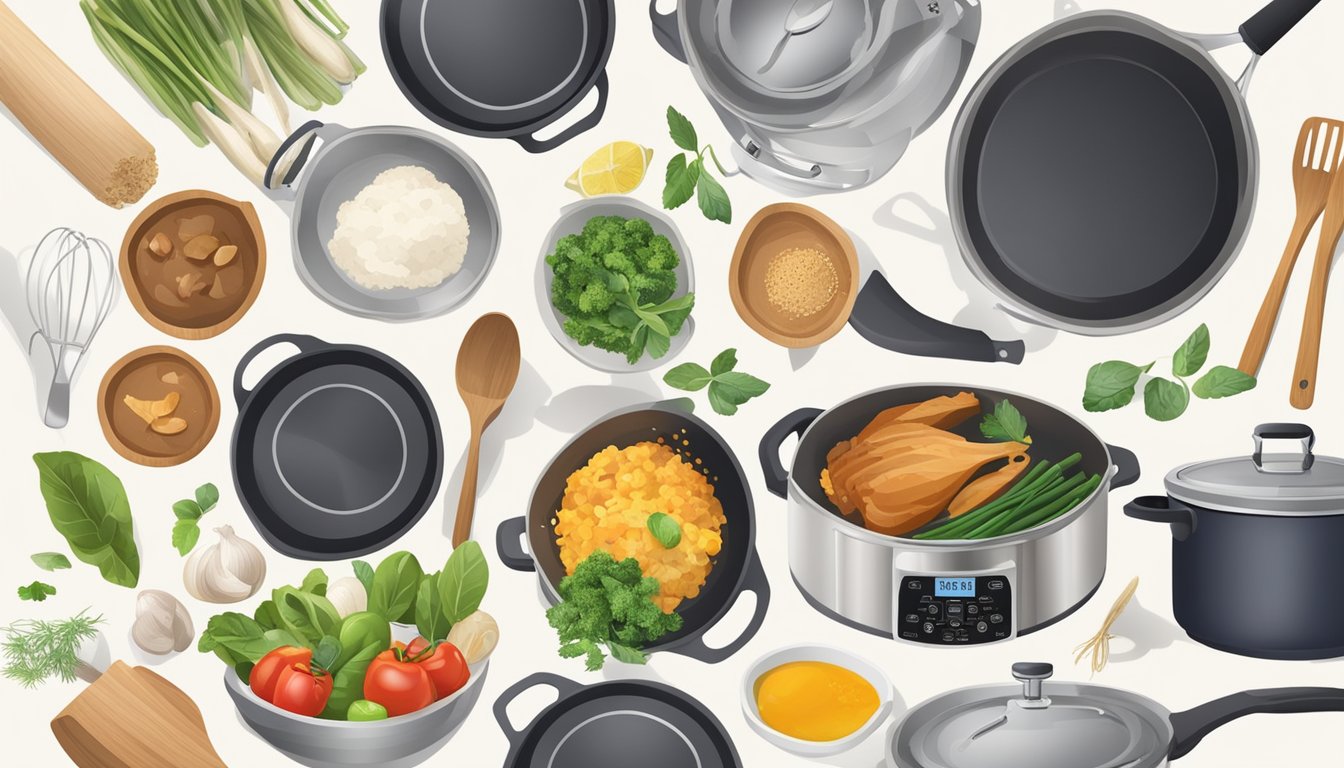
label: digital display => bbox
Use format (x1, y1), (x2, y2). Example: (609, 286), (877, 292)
(935, 578), (976, 597)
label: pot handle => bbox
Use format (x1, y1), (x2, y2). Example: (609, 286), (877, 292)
(849, 272), (1026, 364)
(493, 672), (582, 748)
(262, 121), (347, 200)
(233, 334), (325, 408)
(1106, 444), (1141, 489)
(760, 408), (822, 498)
(513, 72), (609, 154)
(673, 549), (770, 664)
(649, 1), (687, 63)
(1124, 496), (1196, 542)
(1239, 0), (1321, 55)
(1169, 687), (1344, 760)
(495, 517), (535, 572)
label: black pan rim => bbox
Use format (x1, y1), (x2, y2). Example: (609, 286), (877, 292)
(379, 0), (615, 137)
(231, 342), (444, 560)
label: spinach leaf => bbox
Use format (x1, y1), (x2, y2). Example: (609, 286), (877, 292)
(352, 560), (375, 597)
(31, 552), (71, 571)
(415, 572), (449, 643)
(332, 611), (391, 672)
(440, 541), (489, 625)
(300, 568), (328, 597)
(367, 552), (422, 623)
(320, 639), (383, 720)
(1172, 324), (1210, 378)
(1082, 361), (1151, 412)
(197, 612), (298, 666)
(1144, 377), (1190, 422)
(646, 513), (681, 549)
(33, 452), (139, 588)
(274, 587), (341, 647)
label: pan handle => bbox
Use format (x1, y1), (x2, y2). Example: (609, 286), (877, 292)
(495, 517), (535, 572)
(649, 0), (687, 62)
(1106, 444), (1141, 489)
(233, 334), (325, 408)
(760, 408), (822, 498)
(1124, 495), (1196, 542)
(1239, 0), (1321, 56)
(262, 121), (347, 200)
(492, 672), (582, 748)
(513, 72), (608, 154)
(673, 549), (770, 664)
(1169, 687), (1344, 760)
(850, 272), (1026, 364)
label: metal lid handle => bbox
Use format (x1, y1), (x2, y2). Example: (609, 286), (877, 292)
(1252, 423), (1315, 473)
(1011, 662), (1053, 707)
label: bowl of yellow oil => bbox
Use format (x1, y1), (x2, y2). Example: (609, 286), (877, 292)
(741, 644), (893, 757)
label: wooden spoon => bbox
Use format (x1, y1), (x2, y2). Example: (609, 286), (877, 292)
(1291, 139), (1344, 409)
(453, 313), (521, 546)
(1240, 117), (1344, 376)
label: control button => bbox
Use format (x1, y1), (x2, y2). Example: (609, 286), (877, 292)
(908, 580), (923, 590)
(966, 604), (979, 616)
(946, 601), (964, 617)
(987, 579), (1005, 591)
(956, 630), (969, 640)
(990, 613), (1004, 625)
(926, 604), (940, 617)
(942, 631), (955, 642)
(979, 596), (994, 603)
(948, 620), (962, 629)
(923, 622), (935, 634)
(977, 621), (989, 633)
(901, 630), (918, 640)
(905, 613), (920, 624)
(920, 595), (933, 604)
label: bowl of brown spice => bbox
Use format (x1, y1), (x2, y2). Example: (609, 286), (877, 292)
(730, 203), (860, 348)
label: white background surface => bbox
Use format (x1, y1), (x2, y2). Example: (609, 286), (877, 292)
(2, 1), (1343, 766)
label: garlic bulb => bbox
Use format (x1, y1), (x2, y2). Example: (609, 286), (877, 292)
(446, 610), (499, 664)
(183, 525), (267, 603)
(326, 576), (367, 618)
(132, 590), (194, 655)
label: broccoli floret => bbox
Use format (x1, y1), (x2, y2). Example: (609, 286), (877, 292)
(545, 551), (682, 670)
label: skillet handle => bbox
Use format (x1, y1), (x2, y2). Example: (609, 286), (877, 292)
(1169, 687), (1344, 760)
(1239, 0), (1321, 55)
(495, 517), (535, 572)
(492, 672), (581, 748)
(649, 0), (687, 62)
(262, 120), (327, 200)
(759, 408), (822, 498)
(1106, 444), (1141, 489)
(673, 550), (770, 664)
(849, 272), (1025, 364)
(513, 72), (608, 154)
(1124, 496), (1196, 542)
(233, 334), (324, 408)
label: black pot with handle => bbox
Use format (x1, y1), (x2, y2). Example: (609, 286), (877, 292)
(1125, 423), (1344, 660)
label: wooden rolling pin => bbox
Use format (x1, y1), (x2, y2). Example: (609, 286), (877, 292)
(0, 1), (156, 207)
(52, 660), (227, 768)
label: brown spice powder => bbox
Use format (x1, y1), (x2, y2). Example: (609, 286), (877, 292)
(764, 247), (839, 319)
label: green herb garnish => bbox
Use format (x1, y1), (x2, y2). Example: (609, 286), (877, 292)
(172, 482), (220, 556)
(646, 513), (682, 549)
(546, 551), (682, 671)
(663, 106), (732, 224)
(352, 560), (375, 596)
(33, 452), (139, 588)
(17, 582), (57, 603)
(2, 610), (102, 688)
(980, 400), (1031, 444)
(664, 348), (770, 416)
(30, 553), (71, 572)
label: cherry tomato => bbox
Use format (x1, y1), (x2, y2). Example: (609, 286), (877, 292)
(249, 646), (312, 703)
(364, 642), (436, 716)
(407, 637), (471, 700)
(271, 662), (332, 717)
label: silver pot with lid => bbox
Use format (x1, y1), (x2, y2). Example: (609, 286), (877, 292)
(650, 0), (980, 194)
(888, 662), (1344, 767)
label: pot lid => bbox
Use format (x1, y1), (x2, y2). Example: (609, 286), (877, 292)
(894, 664), (1170, 768)
(715, 0), (876, 92)
(1165, 424), (1344, 516)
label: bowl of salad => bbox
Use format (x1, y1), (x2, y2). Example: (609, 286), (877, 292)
(209, 544), (499, 767)
(536, 196), (695, 373)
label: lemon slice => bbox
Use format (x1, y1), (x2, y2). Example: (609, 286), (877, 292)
(565, 141), (654, 196)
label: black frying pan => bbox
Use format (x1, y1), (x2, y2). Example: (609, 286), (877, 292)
(948, 0), (1322, 335)
(495, 673), (741, 768)
(231, 334), (443, 560)
(496, 402), (769, 663)
(381, 0), (614, 153)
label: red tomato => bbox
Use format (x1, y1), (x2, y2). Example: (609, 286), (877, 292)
(271, 662), (332, 717)
(364, 642), (436, 716)
(249, 646), (312, 703)
(407, 637), (471, 700)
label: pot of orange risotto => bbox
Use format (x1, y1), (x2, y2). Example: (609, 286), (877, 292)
(496, 401), (769, 662)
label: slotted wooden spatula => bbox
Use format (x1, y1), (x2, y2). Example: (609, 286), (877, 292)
(1292, 126), (1344, 410)
(52, 660), (227, 768)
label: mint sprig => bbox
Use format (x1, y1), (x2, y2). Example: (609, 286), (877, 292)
(662, 106), (732, 224)
(664, 349), (769, 416)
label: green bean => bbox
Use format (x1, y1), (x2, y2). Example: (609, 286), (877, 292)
(915, 459), (1058, 540)
(975, 471), (1090, 539)
(997, 475), (1101, 536)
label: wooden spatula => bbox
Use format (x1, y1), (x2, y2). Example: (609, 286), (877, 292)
(52, 660), (227, 768)
(1292, 139), (1344, 410)
(452, 313), (521, 546)
(1240, 117), (1344, 376)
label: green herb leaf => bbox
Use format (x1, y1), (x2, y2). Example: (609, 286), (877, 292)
(197, 612), (298, 667)
(608, 304), (641, 330)
(546, 551), (681, 671)
(1173, 324), (1210, 378)
(647, 293), (695, 315)
(33, 452), (139, 588)
(627, 324), (651, 365)
(663, 154), (699, 209)
(607, 642), (648, 666)
(1082, 361), (1152, 412)
(440, 541), (489, 625)
(195, 483), (219, 512)
(2, 609), (101, 687)
(663, 363), (713, 392)
(352, 560), (375, 596)
(171, 519), (201, 557)
(711, 371), (771, 407)
(17, 581), (56, 602)
(707, 384), (740, 416)
(634, 307), (670, 338)
(311, 635), (342, 671)
(300, 568), (328, 597)
(646, 512), (682, 549)
(172, 500), (203, 520)
(367, 552), (422, 623)
(1144, 377), (1190, 422)
(274, 587), (342, 647)
(980, 399), (1030, 444)
(320, 638), (384, 720)
(696, 169), (732, 224)
(1193, 365), (1257, 399)
(30, 553), (71, 572)
(667, 106), (698, 151)
(415, 573), (449, 643)
(710, 348), (737, 377)
(645, 328), (672, 360)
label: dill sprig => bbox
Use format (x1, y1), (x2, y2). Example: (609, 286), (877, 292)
(2, 609), (103, 688)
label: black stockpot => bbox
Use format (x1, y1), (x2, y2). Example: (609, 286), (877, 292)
(1126, 423), (1344, 660)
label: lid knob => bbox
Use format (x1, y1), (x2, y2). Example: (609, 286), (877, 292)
(1011, 662), (1053, 705)
(1252, 423), (1315, 474)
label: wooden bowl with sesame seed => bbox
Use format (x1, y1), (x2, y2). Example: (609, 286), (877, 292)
(730, 203), (860, 348)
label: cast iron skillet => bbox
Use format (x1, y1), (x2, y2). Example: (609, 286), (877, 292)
(495, 673), (741, 768)
(496, 402), (770, 663)
(232, 334), (443, 560)
(381, 0), (615, 153)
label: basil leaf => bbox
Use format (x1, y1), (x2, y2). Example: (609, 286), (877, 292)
(300, 568), (328, 597)
(1172, 324), (1210, 378)
(415, 572), (450, 642)
(645, 328), (672, 360)
(707, 383), (740, 416)
(646, 513), (682, 549)
(696, 170), (732, 224)
(1144, 377), (1190, 422)
(17, 581), (56, 602)
(172, 499), (203, 520)
(33, 452), (139, 588)
(1082, 361), (1150, 412)
(634, 307), (670, 338)
(367, 552), (422, 623)
(666, 105), (698, 152)
(713, 371), (771, 402)
(1192, 365), (1257, 399)
(607, 642), (648, 666)
(171, 519), (200, 557)
(710, 348), (737, 377)
(663, 363), (713, 391)
(352, 560), (375, 597)
(440, 541), (489, 625)
(30, 552), (71, 571)
(663, 154), (699, 209)
(980, 399), (1030, 444)
(194, 483), (219, 512)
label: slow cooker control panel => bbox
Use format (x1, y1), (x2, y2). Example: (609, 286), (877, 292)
(897, 575), (1012, 645)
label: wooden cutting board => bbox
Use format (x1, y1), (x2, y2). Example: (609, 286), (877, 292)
(51, 661), (227, 768)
